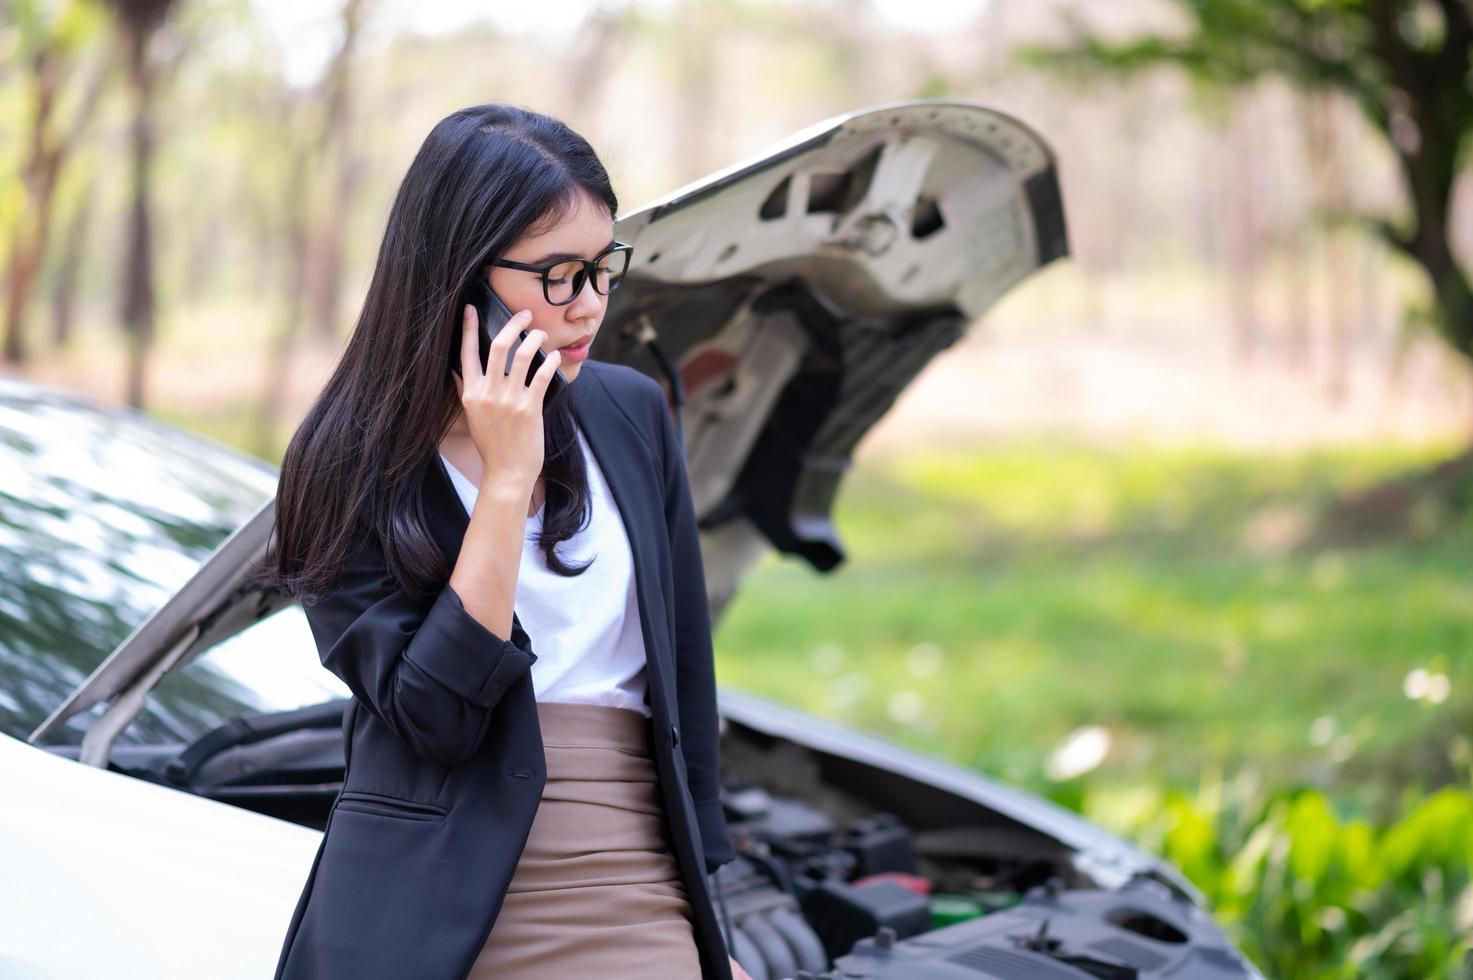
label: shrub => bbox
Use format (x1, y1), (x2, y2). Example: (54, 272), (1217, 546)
(1084, 781), (1473, 979)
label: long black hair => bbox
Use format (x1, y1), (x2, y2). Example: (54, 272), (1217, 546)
(256, 103), (616, 605)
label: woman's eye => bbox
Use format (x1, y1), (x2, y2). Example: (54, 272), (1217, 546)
(547, 278), (568, 286)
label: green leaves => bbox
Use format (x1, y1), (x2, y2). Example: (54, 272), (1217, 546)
(1015, 0), (1473, 364)
(1087, 781), (1473, 978)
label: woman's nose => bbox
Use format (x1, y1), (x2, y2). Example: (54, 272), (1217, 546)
(566, 273), (603, 318)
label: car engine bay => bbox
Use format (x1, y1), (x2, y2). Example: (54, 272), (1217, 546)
(709, 716), (1254, 980)
(50, 691), (1257, 980)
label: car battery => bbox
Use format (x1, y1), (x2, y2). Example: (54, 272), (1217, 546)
(800, 877), (932, 960)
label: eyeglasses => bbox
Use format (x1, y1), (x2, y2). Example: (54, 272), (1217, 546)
(491, 241), (634, 306)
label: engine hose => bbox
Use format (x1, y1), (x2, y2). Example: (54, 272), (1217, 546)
(741, 912), (799, 979)
(767, 905), (829, 973)
(731, 926), (770, 980)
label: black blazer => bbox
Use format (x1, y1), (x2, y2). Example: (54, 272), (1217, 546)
(274, 359), (736, 980)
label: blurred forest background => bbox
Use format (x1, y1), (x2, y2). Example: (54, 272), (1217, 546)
(2, 0), (1471, 975)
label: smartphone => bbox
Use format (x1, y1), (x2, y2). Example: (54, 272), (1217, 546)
(451, 277), (569, 409)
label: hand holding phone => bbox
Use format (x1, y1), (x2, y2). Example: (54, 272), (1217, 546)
(450, 276), (569, 410)
(453, 293), (565, 490)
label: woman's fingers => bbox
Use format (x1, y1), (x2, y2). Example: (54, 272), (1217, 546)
(507, 325), (547, 386)
(461, 304), (483, 381)
(528, 346), (562, 396)
(457, 303), (548, 485)
(488, 309), (534, 381)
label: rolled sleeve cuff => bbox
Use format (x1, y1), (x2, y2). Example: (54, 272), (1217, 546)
(402, 584), (536, 710)
(694, 796), (735, 875)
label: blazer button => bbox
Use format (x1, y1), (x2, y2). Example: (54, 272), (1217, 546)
(669, 723), (680, 746)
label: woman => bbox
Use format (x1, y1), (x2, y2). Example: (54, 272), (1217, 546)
(260, 103), (752, 980)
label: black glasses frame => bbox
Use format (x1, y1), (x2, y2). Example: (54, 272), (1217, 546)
(490, 241), (635, 307)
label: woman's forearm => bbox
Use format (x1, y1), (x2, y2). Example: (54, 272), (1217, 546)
(448, 474), (534, 640)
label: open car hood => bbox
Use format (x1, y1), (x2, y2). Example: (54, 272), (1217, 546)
(33, 93), (1068, 765)
(598, 98), (1065, 612)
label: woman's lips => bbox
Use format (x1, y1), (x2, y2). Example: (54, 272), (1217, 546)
(558, 338), (592, 361)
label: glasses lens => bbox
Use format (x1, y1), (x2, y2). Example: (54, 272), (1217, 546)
(545, 260), (583, 304)
(543, 249), (630, 304)
(593, 248), (630, 295)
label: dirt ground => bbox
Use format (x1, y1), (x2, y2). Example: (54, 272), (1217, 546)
(9, 307), (1470, 461)
(854, 327), (1471, 461)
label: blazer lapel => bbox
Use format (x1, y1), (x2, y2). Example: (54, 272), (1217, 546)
(571, 364), (673, 689)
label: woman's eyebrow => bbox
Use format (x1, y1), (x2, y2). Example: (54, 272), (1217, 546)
(529, 238), (616, 265)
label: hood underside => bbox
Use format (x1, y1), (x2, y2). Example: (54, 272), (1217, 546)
(597, 98), (1066, 612)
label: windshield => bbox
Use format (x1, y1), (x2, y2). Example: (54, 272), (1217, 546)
(130, 606), (351, 743)
(0, 381), (290, 746)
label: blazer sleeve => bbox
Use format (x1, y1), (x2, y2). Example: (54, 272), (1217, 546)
(301, 528), (538, 768)
(653, 388), (737, 875)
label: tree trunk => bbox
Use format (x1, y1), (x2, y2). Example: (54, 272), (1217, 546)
(1365, 0), (1473, 364)
(1223, 94), (1262, 363)
(3, 48), (65, 366)
(309, 0), (366, 344)
(120, 18), (157, 410)
(1312, 94), (1353, 403)
(253, 105), (313, 459)
(673, 0), (717, 182)
(51, 179), (95, 348)
(1297, 89), (1355, 396)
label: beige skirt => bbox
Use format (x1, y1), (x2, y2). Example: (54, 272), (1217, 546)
(466, 700), (703, 980)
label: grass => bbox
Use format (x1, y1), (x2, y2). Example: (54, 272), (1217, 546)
(711, 438), (1473, 812)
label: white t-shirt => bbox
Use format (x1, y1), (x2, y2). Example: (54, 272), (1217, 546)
(436, 426), (652, 718)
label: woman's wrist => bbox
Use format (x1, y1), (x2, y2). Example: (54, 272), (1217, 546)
(452, 477), (533, 639)
(478, 470), (535, 501)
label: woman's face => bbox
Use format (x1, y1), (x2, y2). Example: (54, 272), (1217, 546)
(484, 189), (615, 386)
